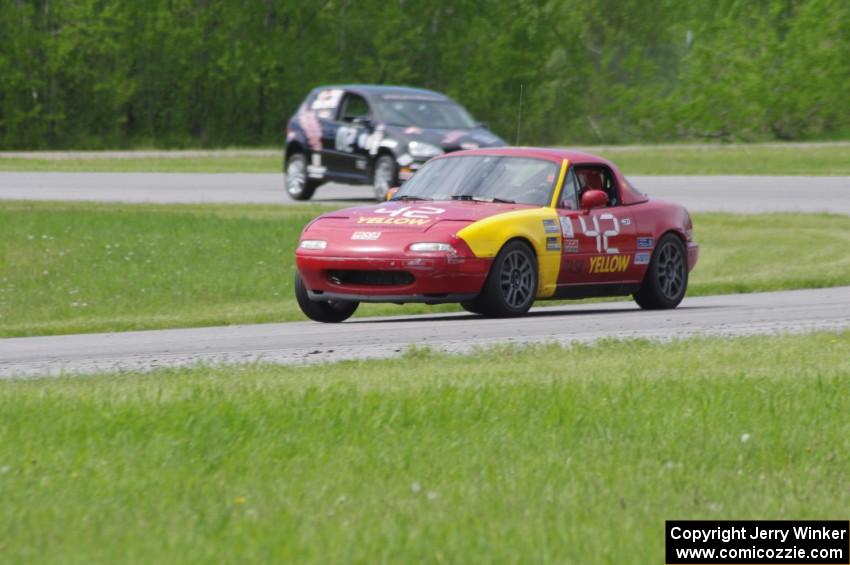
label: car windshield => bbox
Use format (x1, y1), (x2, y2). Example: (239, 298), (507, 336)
(374, 100), (476, 129)
(395, 155), (560, 207)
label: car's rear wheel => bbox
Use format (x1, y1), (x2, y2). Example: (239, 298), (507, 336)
(295, 272), (359, 323)
(285, 153), (320, 201)
(470, 240), (538, 317)
(633, 233), (688, 310)
(372, 154), (397, 201)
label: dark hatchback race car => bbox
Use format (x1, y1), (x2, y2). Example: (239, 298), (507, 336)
(284, 84), (505, 201)
(295, 147), (699, 322)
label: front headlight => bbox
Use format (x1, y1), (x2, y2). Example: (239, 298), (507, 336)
(299, 239), (327, 250)
(409, 242), (455, 252)
(408, 141), (443, 159)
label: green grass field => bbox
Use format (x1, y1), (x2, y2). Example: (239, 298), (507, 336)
(0, 154), (281, 174)
(1, 332), (848, 563)
(2, 201), (850, 337)
(2, 143), (850, 174)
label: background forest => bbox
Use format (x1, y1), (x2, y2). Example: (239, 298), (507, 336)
(1, 0), (849, 149)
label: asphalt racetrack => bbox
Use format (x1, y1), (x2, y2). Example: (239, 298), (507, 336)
(2, 172), (849, 378)
(2, 287), (850, 378)
(1, 172), (849, 213)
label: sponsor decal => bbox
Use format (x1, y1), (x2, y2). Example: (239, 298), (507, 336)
(442, 130), (466, 144)
(546, 237), (561, 251)
(635, 252), (651, 265)
(355, 159), (368, 170)
(560, 216), (574, 238)
(404, 126), (423, 135)
(297, 107), (323, 152)
(311, 89), (343, 110)
(351, 231), (381, 240)
(589, 254), (630, 274)
(542, 219), (559, 233)
(562, 238), (579, 253)
(621, 218), (632, 226)
(637, 237), (654, 249)
(357, 205), (445, 226)
(561, 259), (583, 275)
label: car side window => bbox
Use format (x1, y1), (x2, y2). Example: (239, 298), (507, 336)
(576, 165), (620, 207)
(339, 94), (370, 122)
(559, 167), (580, 209)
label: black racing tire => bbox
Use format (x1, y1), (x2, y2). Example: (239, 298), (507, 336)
(460, 300), (485, 315)
(285, 153), (321, 201)
(294, 272), (359, 323)
(633, 233), (688, 310)
(471, 240), (538, 317)
(372, 154), (397, 201)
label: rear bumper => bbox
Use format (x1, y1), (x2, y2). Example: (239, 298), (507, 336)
(296, 253), (492, 303)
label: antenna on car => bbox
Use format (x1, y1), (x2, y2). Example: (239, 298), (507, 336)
(515, 83), (524, 146)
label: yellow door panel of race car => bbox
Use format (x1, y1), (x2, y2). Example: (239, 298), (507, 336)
(456, 207), (563, 298)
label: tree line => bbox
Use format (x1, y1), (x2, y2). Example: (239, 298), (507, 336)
(1, 0), (848, 149)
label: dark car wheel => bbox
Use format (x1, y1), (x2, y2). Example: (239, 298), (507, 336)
(285, 153), (320, 201)
(633, 233), (688, 310)
(295, 272), (358, 323)
(372, 154), (397, 201)
(460, 300), (485, 315)
(471, 240), (538, 317)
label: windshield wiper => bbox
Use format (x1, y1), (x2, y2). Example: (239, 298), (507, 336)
(393, 195), (432, 201)
(451, 194), (515, 204)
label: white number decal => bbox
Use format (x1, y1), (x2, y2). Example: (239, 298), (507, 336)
(578, 215), (600, 252)
(599, 213), (620, 254)
(579, 213), (620, 253)
(335, 126), (358, 152)
(373, 206), (445, 219)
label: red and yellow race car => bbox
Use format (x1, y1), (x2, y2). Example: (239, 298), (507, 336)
(295, 147), (698, 322)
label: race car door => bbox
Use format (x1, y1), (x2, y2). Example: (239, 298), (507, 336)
(323, 92), (373, 182)
(555, 165), (639, 285)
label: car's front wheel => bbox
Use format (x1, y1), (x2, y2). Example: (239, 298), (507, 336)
(285, 153), (320, 201)
(468, 240), (538, 317)
(633, 233), (688, 309)
(372, 154), (397, 201)
(295, 272), (359, 323)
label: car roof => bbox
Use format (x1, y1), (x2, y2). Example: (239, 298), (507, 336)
(317, 84), (452, 102)
(437, 147), (614, 166)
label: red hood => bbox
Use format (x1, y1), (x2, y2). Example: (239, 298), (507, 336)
(308, 200), (534, 233)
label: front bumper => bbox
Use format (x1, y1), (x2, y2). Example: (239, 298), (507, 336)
(296, 252), (492, 304)
(687, 242), (699, 271)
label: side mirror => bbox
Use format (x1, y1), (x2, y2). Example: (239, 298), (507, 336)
(580, 189), (608, 210)
(476, 122), (490, 130)
(352, 116), (372, 127)
(386, 187), (399, 201)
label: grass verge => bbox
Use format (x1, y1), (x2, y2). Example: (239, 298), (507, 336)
(595, 143), (850, 175)
(0, 332), (848, 563)
(2, 201), (850, 337)
(2, 143), (850, 175)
